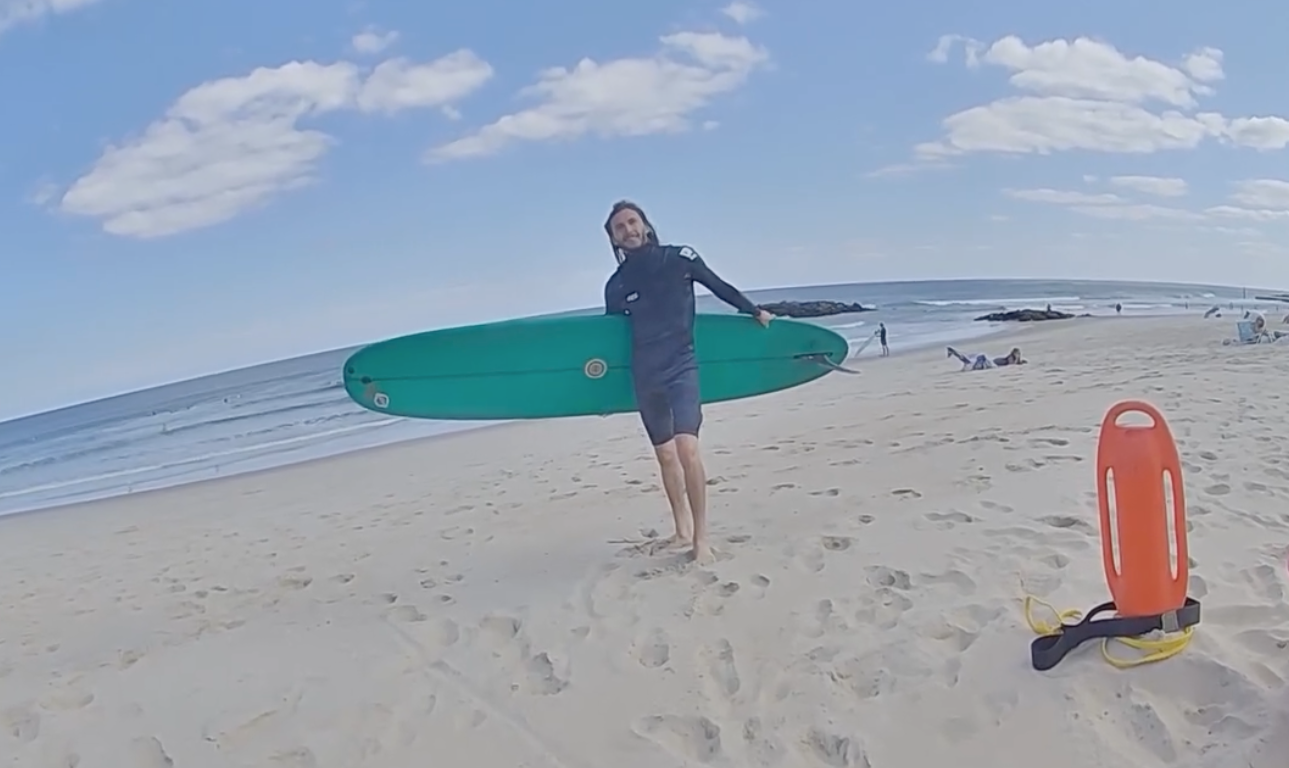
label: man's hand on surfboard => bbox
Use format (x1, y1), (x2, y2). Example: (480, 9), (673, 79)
(754, 309), (774, 328)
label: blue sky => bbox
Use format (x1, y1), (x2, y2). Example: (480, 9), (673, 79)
(4, 0), (1289, 419)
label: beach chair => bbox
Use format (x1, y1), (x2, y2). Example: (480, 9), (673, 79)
(1232, 320), (1271, 344)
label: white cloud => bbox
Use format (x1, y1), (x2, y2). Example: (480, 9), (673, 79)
(59, 51), (493, 238)
(1182, 47), (1225, 82)
(0, 0), (103, 35)
(1229, 179), (1289, 209)
(357, 52), (494, 114)
(1070, 203), (1202, 221)
(926, 34), (982, 66)
(351, 27), (399, 55)
(1004, 187), (1124, 206)
(981, 36), (1220, 107)
(1207, 205), (1289, 222)
(27, 178), (59, 205)
(1107, 175), (1188, 197)
(426, 31), (768, 162)
(909, 35), (1289, 163)
(720, 1), (763, 25)
(1006, 178), (1289, 224)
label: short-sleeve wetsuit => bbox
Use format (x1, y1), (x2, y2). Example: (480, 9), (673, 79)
(604, 244), (760, 445)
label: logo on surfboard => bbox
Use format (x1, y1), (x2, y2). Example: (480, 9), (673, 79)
(363, 381), (390, 409)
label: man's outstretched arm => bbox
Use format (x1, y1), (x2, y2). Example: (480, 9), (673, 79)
(682, 247), (760, 315)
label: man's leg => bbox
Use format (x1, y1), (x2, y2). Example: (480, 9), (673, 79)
(673, 435), (710, 562)
(652, 440), (693, 546)
(668, 367), (711, 563)
(636, 387), (692, 546)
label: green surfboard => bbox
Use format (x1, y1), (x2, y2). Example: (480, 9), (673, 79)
(342, 313), (853, 421)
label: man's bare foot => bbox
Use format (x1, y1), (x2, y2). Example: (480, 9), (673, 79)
(691, 541), (716, 565)
(661, 532), (693, 549)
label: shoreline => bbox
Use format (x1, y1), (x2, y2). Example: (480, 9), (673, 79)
(0, 316), (1060, 520)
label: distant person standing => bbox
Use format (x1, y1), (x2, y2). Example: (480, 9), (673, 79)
(877, 323), (889, 357)
(1115, 302), (1122, 315)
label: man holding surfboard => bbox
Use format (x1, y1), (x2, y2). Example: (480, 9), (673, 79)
(603, 200), (773, 564)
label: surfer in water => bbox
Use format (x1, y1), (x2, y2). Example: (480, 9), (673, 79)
(603, 200), (773, 564)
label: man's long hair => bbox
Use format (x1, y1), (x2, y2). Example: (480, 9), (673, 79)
(604, 199), (658, 264)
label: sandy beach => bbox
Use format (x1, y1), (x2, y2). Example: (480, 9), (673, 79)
(3, 314), (1288, 768)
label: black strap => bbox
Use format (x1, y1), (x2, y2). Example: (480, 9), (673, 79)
(795, 353), (861, 374)
(1030, 597), (1202, 671)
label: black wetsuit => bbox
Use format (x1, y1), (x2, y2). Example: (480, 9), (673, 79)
(604, 244), (759, 445)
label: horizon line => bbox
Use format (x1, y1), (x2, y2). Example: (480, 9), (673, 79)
(3, 275), (1272, 427)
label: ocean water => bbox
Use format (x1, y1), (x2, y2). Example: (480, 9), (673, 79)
(0, 278), (1262, 517)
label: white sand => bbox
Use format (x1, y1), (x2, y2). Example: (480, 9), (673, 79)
(3, 315), (1288, 768)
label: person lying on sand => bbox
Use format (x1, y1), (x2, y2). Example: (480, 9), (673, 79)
(946, 346), (1026, 371)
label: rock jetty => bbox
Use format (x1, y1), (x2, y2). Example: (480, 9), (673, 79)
(974, 308), (1076, 322)
(759, 300), (873, 318)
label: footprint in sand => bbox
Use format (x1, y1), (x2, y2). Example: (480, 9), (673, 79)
(478, 614), (523, 644)
(2, 705), (40, 742)
(918, 568), (976, 594)
(803, 599), (843, 638)
(715, 582), (741, 598)
(269, 747), (319, 767)
(634, 715), (724, 763)
(795, 546), (826, 574)
(520, 652), (568, 696)
(701, 639), (742, 700)
(742, 718), (787, 767)
(957, 474), (992, 492)
(39, 686), (95, 712)
(865, 566), (912, 590)
(635, 629), (671, 668)
(128, 736), (175, 768)
(891, 488), (922, 500)
(802, 727), (867, 768)
(855, 589), (914, 630)
(924, 511), (975, 529)
(1038, 515), (1097, 535)
(276, 573), (313, 590)
(1038, 553), (1070, 570)
(388, 604), (427, 623)
(821, 535), (853, 552)
(978, 499), (1014, 513)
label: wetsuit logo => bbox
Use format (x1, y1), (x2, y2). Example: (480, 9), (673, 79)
(583, 358), (607, 379)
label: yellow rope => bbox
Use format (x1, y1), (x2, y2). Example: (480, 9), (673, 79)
(1022, 593), (1193, 669)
